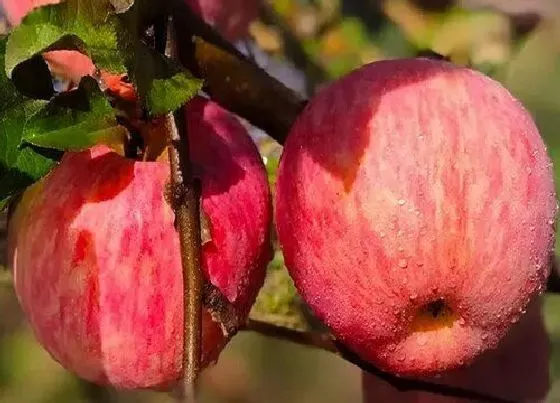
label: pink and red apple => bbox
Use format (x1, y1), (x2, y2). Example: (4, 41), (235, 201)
(275, 57), (557, 377)
(8, 97), (272, 389)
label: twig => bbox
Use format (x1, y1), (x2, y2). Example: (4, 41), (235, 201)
(243, 320), (514, 403)
(246, 319), (336, 352)
(165, 111), (203, 402)
(154, 13), (204, 403)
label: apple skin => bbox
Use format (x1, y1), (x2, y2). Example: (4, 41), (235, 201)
(185, 0), (260, 42)
(275, 58), (557, 377)
(8, 97), (272, 389)
(362, 298), (550, 403)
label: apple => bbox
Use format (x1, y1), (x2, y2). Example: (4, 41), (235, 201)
(8, 96), (272, 389)
(275, 57), (557, 377)
(362, 298), (550, 402)
(185, 0), (260, 42)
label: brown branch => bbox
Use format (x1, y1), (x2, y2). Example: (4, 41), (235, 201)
(165, 110), (203, 402)
(170, 0), (306, 145)
(243, 320), (514, 403)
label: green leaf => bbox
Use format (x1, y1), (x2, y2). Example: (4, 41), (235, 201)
(0, 35), (57, 207)
(23, 77), (127, 151)
(115, 8), (203, 115)
(0, 106), (58, 208)
(5, 1), (126, 78)
(140, 49), (203, 115)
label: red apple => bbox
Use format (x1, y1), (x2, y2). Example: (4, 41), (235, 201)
(275, 58), (557, 377)
(185, 0), (260, 42)
(362, 298), (550, 402)
(8, 97), (272, 389)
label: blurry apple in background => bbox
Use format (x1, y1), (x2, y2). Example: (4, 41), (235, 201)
(185, 0), (260, 42)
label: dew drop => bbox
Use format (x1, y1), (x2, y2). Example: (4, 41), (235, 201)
(458, 317), (466, 326)
(398, 259), (408, 269)
(397, 199), (406, 206)
(397, 354), (406, 362)
(379, 231), (386, 238)
(529, 225), (536, 232)
(481, 334), (488, 341)
(409, 294), (417, 301)
(388, 344), (396, 352)
(511, 317), (519, 324)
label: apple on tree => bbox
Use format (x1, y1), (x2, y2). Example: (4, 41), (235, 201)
(8, 96), (273, 389)
(274, 57), (557, 377)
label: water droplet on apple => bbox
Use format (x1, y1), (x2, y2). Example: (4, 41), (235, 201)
(511, 317), (519, 324)
(397, 354), (406, 362)
(397, 199), (406, 206)
(409, 293), (417, 301)
(481, 334), (488, 341)
(398, 258), (408, 269)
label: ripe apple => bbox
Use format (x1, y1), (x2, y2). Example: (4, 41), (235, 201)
(275, 57), (557, 377)
(185, 0), (260, 42)
(8, 97), (272, 389)
(362, 298), (550, 402)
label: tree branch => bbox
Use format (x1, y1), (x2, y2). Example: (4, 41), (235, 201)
(165, 111), (203, 402)
(170, 0), (306, 144)
(243, 320), (513, 403)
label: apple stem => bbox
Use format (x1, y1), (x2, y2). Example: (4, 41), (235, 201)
(244, 320), (513, 403)
(166, 110), (203, 402)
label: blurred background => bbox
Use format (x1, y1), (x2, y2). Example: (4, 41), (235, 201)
(3, 0), (560, 401)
